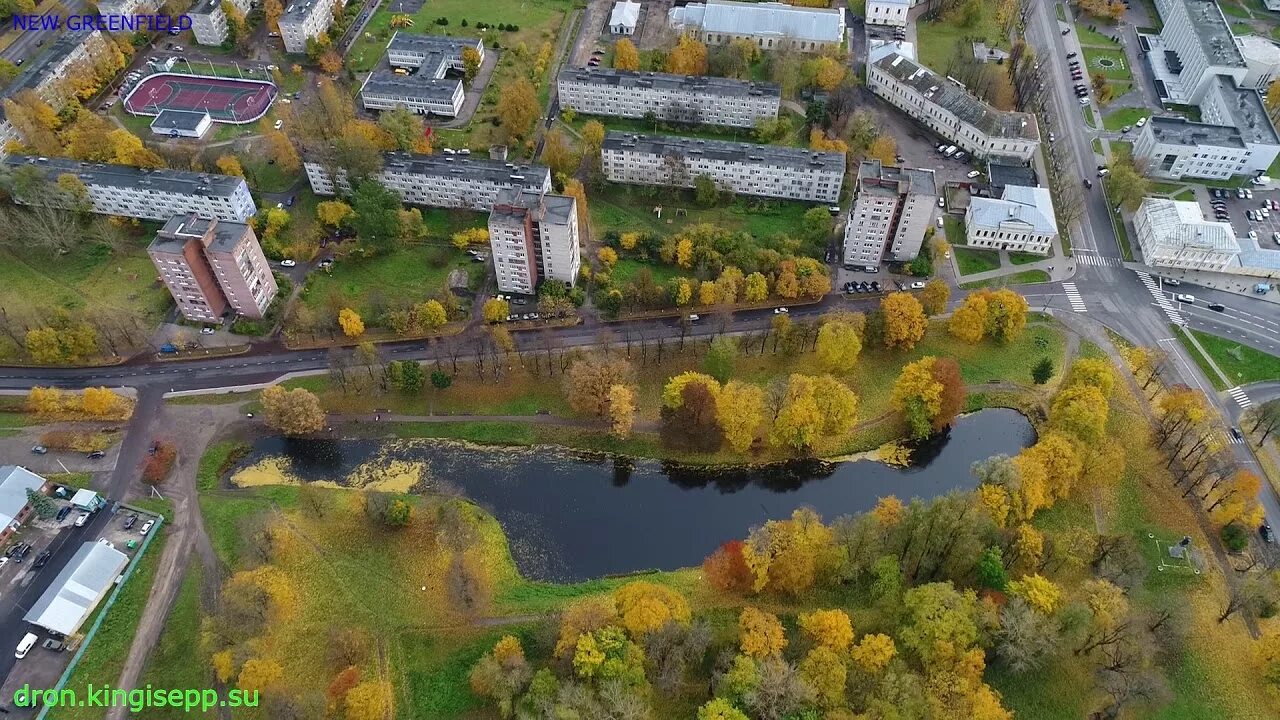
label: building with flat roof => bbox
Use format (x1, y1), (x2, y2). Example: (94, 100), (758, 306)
(556, 68), (780, 128)
(305, 152), (552, 211)
(1235, 35), (1280, 90)
(150, 109), (213, 138)
(278, 0), (346, 54)
(867, 0), (912, 27)
(1141, 0), (1247, 103)
(25, 540), (130, 637)
(601, 131), (845, 203)
(359, 71), (465, 116)
(1134, 197), (1240, 271)
(1134, 76), (1280, 180)
(842, 161), (937, 267)
(668, 0), (845, 53)
(964, 185), (1058, 256)
(4, 155), (257, 222)
(0, 31), (102, 155)
(609, 0), (641, 34)
(190, 0), (252, 46)
(0, 466), (48, 545)
(868, 51), (1040, 161)
(987, 162), (1038, 196)
(488, 188), (581, 294)
(148, 214), (278, 322)
(386, 32), (484, 71)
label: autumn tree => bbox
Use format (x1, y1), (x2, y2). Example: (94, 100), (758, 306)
(949, 293), (988, 343)
(337, 308), (364, 337)
(607, 384), (636, 438)
(1007, 574), (1063, 615)
(849, 633), (897, 674)
(892, 356), (965, 438)
(496, 77), (539, 139)
(666, 35), (709, 75)
(264, 0), (283, 32)
(981, 288), (1030, 343)
(614, 38), (640, 70)
(704, 335), (737, 383)
(739, 606), (787, 658)
(1049, 384), (1109, 442)
(461, 46), (482, 82)
(215, 154), (245, 177)
(798, 609), (853, 652)
(483, 298), (509, 324)
(804, 56), (846, 90)
(743, 507), (840, 596)
(920, 277), (950, 316)
(614, 581), (691, 637)
(867, 134), (897, 165)
(704, 540), (753, 594)
(1065, 357), (1116, 397)
(880, 292), (928, 350)
(316, 200), (353, 228)
(565, 354), (635, 417)
(260, 385), (326, 436)
(542, 130), (578, 179)
(769, 373), (823, 450)
(377, 106), (430, 152)
(815, 318), (862, 372)
(717, 380), (765, 453)
(469, 636), (532, 715)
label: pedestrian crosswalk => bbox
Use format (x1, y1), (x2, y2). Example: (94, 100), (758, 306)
(1062, 282), (1087, 312)
(1227, 431), (1245, 446)
(1228, 386), (1253, 409)
(1075, 254), (1123, 267)
(1135, 271), (1185, 326)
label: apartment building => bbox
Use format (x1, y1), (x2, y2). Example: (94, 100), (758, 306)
(0, 31), (101, 155)
(556, 68), (780, 128)
(1134, 76), (1280, 180)
(842, 160), (937, 268)
(1235, 35), (1280, 90)
(964, 185), (1058, 256)
(668, 0), (845, 53)
(0, 466), (48, 545)
(1141, 0), (1246, 104)
(359, 71), (465, 116)
(601, 132), (845, 203)
(868, 52), (1040, 162)
(867, 0), (912, 27)
(96, 0), (159, 16)
(5, 156), (257, 222)
(386, 32), (485, 71)
(278, 0), (346, 54)
(488, 188), (581, 294)
(190, 0), (253, 46)
(148, 214), (278, 322)
(305, 152), (552, 210)
(1133, 198), (1240, 272)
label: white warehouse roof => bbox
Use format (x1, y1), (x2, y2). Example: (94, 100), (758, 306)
(24, 541), (129, 636)
(670, 0), (846, 44)
(0, 466), (46, 530)
(610, 0), (640, 29)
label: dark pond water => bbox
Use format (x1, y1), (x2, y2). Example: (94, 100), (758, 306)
(240, 408), (1035, 583)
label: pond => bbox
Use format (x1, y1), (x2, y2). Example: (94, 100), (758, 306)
(234, 408), (1035, 583)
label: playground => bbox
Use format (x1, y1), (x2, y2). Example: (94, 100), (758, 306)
(122, 73), (277, 124)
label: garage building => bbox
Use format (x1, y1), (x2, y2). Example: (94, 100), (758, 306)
(24, 540), (129, 637)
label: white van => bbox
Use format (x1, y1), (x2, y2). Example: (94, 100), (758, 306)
(15, 633), (36, 659)
(943, 145), (958, 157)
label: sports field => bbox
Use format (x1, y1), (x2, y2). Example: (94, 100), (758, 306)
(122, 73), (277, 124)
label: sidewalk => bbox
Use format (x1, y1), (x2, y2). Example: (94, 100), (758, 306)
(1121, 262), (1280, 305)
(948, 249), (1077, 286)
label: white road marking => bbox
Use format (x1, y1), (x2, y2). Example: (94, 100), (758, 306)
(1062, 282), (1087, 312)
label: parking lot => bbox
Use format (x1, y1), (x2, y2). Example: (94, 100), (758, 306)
(1200, 185), (1280, 249)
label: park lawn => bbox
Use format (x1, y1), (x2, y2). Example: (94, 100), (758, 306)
(1175, 328), (1229, 391)
(1009, 251), (1043, 265)
(1082, 104), (1096, 127)
(610, 257), (689, 285)
(916, 9), (1007, 75)
(589, 184), (817, 241)
(1075, 23), (1122, 48)
(1218, 0), (1252, 18)
(1091, 137), (1104, 154)
(1082, 46), (1133, 82)
(1102, 106), (1150, 130)
(243, 157), (297, 193)
(1190, 329), (1280, 385)
(953, 246), (1001, 275)
(943, 215), (967, 245)
(297, 244), (474, 318)
(0, 240), (171, 327)
(1172, 189), (1196, 201)
(960, 269), (1051, 289)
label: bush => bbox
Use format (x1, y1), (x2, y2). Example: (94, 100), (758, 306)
(424, 245), (452, 268)
(1221, 522), (1249, 553)
(142, 443), (177, 485)
(39, 430), (108, 452)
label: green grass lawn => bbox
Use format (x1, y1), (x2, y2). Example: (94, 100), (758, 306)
(589, 184), (815, 240)
(1082, 104), (1096, 127)
(959, 269), (1051, 289)
(953, 247), (1001, 275)
(1111, 140), (1133, 159)
(244, 157), (297, 193)
(1008, 251), (1045, 265)
(1082, 46), (1132, 82)
(1102, 106), (1150, 130)
(1172, 189), (1196, 201)
(917, 11), (1008, 75)
(1218, 0), (1252, 18)
(1075, 23), (1122, 48)
(298, 243), (477, 318)
(1190, 329), (1280, 386)
(942, 216), (966, 245)
(1091, 137), (1104, 154)
(611, 258), (690, 286)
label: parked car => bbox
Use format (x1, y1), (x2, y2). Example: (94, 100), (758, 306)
(280, 259), (297, 267)
(55, 506), (72, 522)
(773, 307), (789, 314)
(139, 520), (155, 535)
(30, 445), (46, 454)
(33, 550), (50, 568)
(687, 314), (699, 323)
(41, 639), (63, 652)
(1079, 97), (1091, 105)
(1135, 117), (1147, 127)
(1262, 522), (1275, 543)
(1163, 278), (1181, 286)
(200, 327), (215, 335)
(86, 450), (105, 460)
(966, 170), (981, 179)
(909, 281), (926, 290)
(15, 633), (36, 659)
(75, 512), (90, 527)
(123, 513), (138, 529)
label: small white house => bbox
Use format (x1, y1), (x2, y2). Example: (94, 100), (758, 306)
(149, 109), (213, 139)
(609, 0), (640, 35)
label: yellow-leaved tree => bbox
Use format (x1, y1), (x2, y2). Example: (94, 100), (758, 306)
(613, 581), (691, 637)
(738, 606), (786, 658)
(717, 380), (765, 453)
(338, 308), (364, 337)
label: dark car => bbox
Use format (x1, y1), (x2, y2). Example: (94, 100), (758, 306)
(871, 281), (882, 292)
(55, 505), (71, 521)
(123, 514), (138, 530)
(1208, 303), (1226, 312)
(33, 550), (51, 568)
(87, 450), (105, 460)
(41, 638), (63, 652)
(1262, 522), (1275, 543)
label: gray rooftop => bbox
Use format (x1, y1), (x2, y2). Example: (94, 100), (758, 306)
(603, 131), (846, 173)
(24, 540), (129, 636)
(1207, 76), (1279, 145)
(857, 160), (937, 197)
(873, 52), (1039, 141)
(387, 31), (481, 58)
(987, 161), (1039, 190)
(1160, 0), (1244, 69)
(380, 151), (552, 187)
(4, 155), (248, 197)
(360, 71), (463, 101)
(189, 0), (221, 14)
(152, 214), (249, 254)
(669, 0), (845, 44)
(1146, 116), (1247, 148)
(280, 0), (327, 25)
(493, 188), (575, 225)
(969, 185), (1057, 234)
(150, 109), (210, 132)
(9, 31), (93, 97)
(559, 68), (780, 99)
(0, 466), (45, 530)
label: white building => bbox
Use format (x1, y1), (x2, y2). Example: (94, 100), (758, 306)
(868, 52), (1040, 162)
(609, 0), (641, 35)
(95, 0), (159, 16)
(305, 152), (552, 211)
(843, 161), (937, 268)
(1236, 35), (1280, 90)
(149, 109), (213, 138)
(1134, 76), (1280, 180)
(0, 466), (47, 545)
(1133, 197), (1240, 271)
(386, 32), (485, 71)
(1140, 0), (1247, 104)
(5, 156), (257, 222)
(867, 0), (912, 27)
(964, 185), (1058, 256)
(602, 132), (845, 203)
(668, 0), (846, 53)
(488, 188), (581, 294)
(359, 72), (465, 116)
(190, 0), (252, 46)
(24, 540), (130, 637)
(556, 68), (780, 128)
(278, 0), (346, 54)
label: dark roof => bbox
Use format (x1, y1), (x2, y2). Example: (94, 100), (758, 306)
(379, 151), (552, 187)
(558, 68), (780, 99)
(360, 71), (463, 101)
(150, 109), (210, 132)
(4, 155), (248, 197)
(602, 131), (846, 173)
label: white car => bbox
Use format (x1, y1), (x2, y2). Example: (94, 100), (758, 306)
(1249, 230), (1259, 240)
(266, 64), (279, 71)
(1135, 117), (1147, 127)
(1175, 294), (1195, 304)
(74, 512), (89, 527)
(280, 259), (297, 267)
(966, 170), (981, 179)
(910, 281), (926, 289)
(1079, 96), (1090, 105)
(200, 327), (215, 335)
(1048, 133), (1056, 142)
(773, 307), (789, 314)
(139, 520), (154, 536)
(687, 314), (699, 322)
(15, 633), (36, 659)
(273, 119), (283, 130)
(1245, 189), (1254, 199)
(937, 197), (945, 207)
(1097, 168), (1110, 177)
